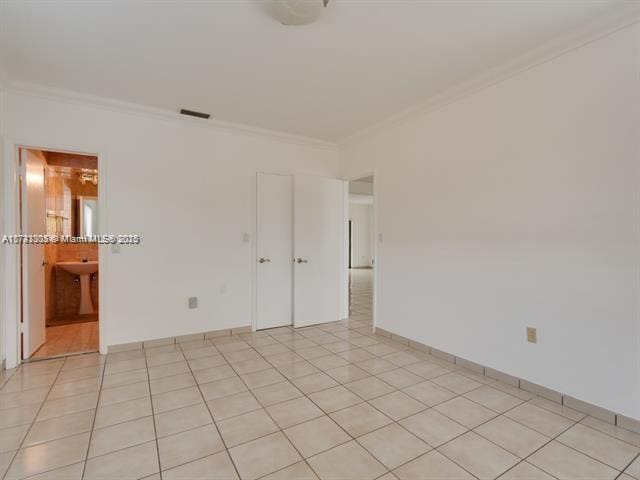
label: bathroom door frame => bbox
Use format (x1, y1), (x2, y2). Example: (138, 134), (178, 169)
(2, 139), (108, 368)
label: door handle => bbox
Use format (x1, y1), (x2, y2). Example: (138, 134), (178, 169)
(258, 257), (271, 264)
(296, 258), (308, 264)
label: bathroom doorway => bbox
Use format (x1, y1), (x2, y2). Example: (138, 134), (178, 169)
(19, 148), (100, 360)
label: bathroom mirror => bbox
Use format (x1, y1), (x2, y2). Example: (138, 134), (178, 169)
(77, 196), (98, 236)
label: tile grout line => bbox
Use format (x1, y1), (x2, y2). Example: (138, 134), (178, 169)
(554, 431), (636, 472)
(438, 395), (573, 480)
(495, 414), (581, 480)
(231, 324), (459, 476)
(177, 340), (244, 480)
(340, 373), (517, 478)
(79, 357), (107, 480)
(297, 286), (397, 476)
(140, 347), (263, 476)
(571, 418), (640, 451)
(1, 358), (67, 480)
(0, 366), (20, 391)
(296, 358), (443, 473)
(616, 451), (640, 480)
(215, 338), (335, 480)
(143, 347), (165, 480)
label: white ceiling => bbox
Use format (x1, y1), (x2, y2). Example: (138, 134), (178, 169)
(0, 1), (632, 142)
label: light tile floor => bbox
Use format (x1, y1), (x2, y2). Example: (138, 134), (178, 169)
(349, 268), (373, 320)
(0, 269), (639, 479)
(31, 322), (99, 360)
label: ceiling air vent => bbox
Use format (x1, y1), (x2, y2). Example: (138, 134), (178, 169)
(179, 109), (211, 119)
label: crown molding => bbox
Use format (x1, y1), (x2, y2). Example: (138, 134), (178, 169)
(340, 5), (640, 148)
(3, 80), (338, 151)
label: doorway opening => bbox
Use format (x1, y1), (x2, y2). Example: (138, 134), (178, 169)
(348, 175), (374, 326)
(19, 148), (100, 360)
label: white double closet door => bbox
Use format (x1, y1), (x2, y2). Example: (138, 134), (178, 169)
(256, 173), (345, 330)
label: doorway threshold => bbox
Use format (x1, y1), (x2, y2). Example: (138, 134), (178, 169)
(24, 349), (100, 363)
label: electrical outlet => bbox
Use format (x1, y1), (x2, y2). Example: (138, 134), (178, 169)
(527, 327), (537, 344)
(188, 297), (198, 309)
(242, 233), (250, 243)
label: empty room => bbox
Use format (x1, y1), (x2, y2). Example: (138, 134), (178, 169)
(0, 1), (639, 479)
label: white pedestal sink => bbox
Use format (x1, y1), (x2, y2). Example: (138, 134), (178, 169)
(56, 261), (99, 315)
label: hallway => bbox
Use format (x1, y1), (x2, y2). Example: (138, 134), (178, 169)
(349, 268), (373, 323)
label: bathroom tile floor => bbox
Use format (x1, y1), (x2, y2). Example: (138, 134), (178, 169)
(30, 322), (99, 360)
(1, 269), (639, 479)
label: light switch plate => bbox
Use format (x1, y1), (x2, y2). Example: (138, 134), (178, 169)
(188, 297), (198, 309)
(527, 327), (537, 343)
(242, 233), (250, 243)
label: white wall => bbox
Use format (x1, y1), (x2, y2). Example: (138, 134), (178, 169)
(341, 24), (640, 419)
(0, 86), (5, 365)
(349, 201), (374, 268)
(1, 89), (339, 358)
